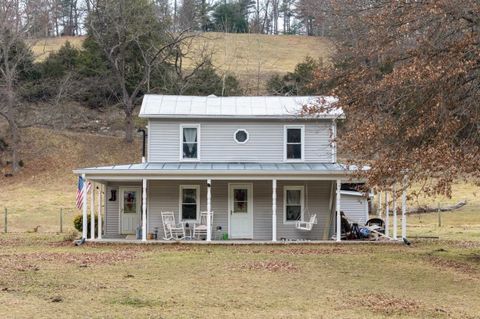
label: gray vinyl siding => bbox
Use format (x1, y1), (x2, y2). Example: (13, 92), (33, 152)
(341, 194), (369, 226)
(148, 119), (333, 163)
(104, 180), (334, 240)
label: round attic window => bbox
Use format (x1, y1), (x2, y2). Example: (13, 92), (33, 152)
(234, 129), (249, 144)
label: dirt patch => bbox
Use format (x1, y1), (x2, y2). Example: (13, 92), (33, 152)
(426, 256), (478, 274)
(348, 292), (479, 319)
(350, 293), (424, 316)
(466, 253), (480, 263)
(444, 240), (480, 249)
(244, 245), (394, 256)
(0, 250), (140, 269)
(238, 260), (298, 272)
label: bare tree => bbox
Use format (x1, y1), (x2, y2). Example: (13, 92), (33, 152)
(311, 0), (480, 196)
(271, 0), (279, 34)
(87, 0), (195, 142)
(0, 0), (33, 172)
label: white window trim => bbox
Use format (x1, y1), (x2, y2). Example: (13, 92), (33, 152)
(179, 124), (201, 162)
(233, 129), (249, 144)
(179, 185), (201, 222)
(283, 125), (305, 162)
(283, 186), (305, 224)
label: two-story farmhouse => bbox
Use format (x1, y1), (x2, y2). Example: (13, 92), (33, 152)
(74, 95), (367, 242)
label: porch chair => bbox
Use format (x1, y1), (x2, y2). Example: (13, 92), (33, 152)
(193, 211), (214, 240)
(161, 211), (185, 240)
(295, 214), (317, 231)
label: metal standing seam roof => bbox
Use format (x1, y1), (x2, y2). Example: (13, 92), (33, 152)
(74, 162), (359, 175)
(139, 95), (343, 119)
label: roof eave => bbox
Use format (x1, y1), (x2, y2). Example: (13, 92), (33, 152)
(138, 114), (346, 120)
(73, 169), (356, 176)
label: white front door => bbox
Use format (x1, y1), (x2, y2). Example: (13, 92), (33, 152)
(120, 187), (141, 234)
(229, 184), (253, 239)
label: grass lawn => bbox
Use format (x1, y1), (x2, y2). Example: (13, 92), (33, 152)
(0, 234), (479, 319)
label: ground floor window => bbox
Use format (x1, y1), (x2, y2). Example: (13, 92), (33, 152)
(180, 185), (200, 221)
(284, 186), (304, 223)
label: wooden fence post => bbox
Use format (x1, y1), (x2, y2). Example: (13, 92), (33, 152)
(4, 208), (7, 233)
(438, 203), (442, 227)
(60, 208), (63, 233)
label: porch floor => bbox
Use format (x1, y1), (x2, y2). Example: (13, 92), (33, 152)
(86, 238), (401, 245)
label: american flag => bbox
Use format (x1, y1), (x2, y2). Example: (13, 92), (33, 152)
(76, 176), (91, 209)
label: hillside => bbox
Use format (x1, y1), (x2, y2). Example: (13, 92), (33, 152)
(31, 33), (333, 93)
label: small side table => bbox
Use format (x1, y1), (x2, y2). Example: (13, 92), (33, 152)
(182, 222), (194, 240)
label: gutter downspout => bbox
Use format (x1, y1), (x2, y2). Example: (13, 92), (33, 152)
(137, 128), (147, 163)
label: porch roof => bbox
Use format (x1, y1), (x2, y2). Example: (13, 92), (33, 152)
(73, 162), (364, 181)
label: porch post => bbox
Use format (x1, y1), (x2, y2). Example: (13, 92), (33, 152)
(336, 179), (341, 242)
(206, 179), (212, 242)
(82, 174), (88, 240)
(392, 183), (397, 240)
(90, 182), (95, 240)
(97, 184), (102, 239)
(401, 178), (407, 239)
(385, 191), (389, 238)
(377, 190), (382, 218)
(142, 178), (147, 242)
(272, 179), (277, 242)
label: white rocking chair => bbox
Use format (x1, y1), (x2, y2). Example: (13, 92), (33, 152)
(193, 211), (214, 240)
(161, 211), (185, 240)
(295, 214), (317, 231)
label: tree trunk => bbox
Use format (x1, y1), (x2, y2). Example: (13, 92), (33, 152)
(124, 105), (134, 143)
(5, 85), (20, 172)
(8, 119), (19, 172)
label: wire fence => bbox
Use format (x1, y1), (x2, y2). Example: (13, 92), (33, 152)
(2, 202), (479, 238)
(371, 202), (480, 239)
(1, 206), (79, 234)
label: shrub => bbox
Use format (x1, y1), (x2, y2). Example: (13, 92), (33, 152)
(73, 214), (99, 238)
(266, 56), (321, 96)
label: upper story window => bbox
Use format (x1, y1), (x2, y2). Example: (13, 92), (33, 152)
(234, 129), (249, 144)
(284, 125), (304, 161)
(180, 124), (200, 160)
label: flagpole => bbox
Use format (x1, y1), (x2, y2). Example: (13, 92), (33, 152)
(82, 174), (88, 240)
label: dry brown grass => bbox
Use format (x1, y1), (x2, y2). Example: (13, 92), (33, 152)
(31, 33), (331, 73)
(0, 234), (479, 318)
(31, 36), (84, 61)
(30, 33), (332, 93)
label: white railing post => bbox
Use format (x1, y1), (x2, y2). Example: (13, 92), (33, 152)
(272, 179), (277, 242)
(385, 191), (389, 238)
(377, 190), (382, 218)
(392, 183), (397, 240)
(98, 184), (102, 239)
(82, 174), (88, 240)
(402, 177), (407, 239)
(336, 179), (341, 242)
(142, 179), (147, 242)
(90, 182), (95, 240)
(206, 179), (212, 242)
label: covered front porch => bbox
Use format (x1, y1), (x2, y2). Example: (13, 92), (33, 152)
(74, 162), (405, 243)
